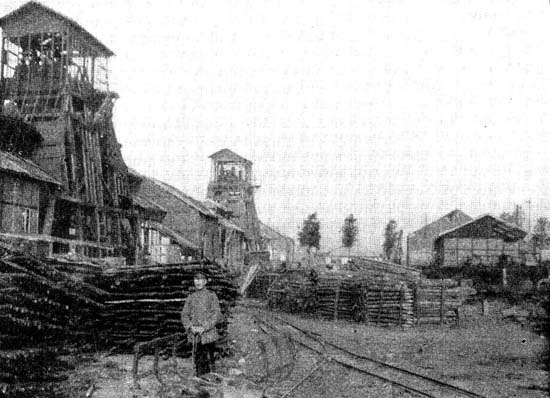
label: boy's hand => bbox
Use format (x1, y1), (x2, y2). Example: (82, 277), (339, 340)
(191, 326), (204, 334)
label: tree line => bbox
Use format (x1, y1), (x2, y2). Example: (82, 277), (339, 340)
(297, 212), (402, 263)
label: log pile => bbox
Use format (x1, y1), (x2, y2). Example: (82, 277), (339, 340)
(359, 283), (415, 326)
(0, 347), (70, 398)
(0, 252), (107, 349)
(246, 272), (279, 299)
(266, 270), (317, 314)
(263, 270), (474, 327)
(346, 257), (421, 284)
(96, 262), (239, 350)
(315, 274), (364, 321)
(415, 279), (476, 324)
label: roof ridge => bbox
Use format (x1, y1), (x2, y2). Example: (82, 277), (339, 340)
(147, 176), (215, 217)
(0, 1), (114, 56)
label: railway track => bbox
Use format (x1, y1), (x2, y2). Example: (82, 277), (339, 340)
(247, 304), (487, 398)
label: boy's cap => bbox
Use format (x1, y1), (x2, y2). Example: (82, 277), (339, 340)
(194, 272), (207, 280)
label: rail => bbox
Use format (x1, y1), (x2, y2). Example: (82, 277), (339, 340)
(249, 305), (487, 398)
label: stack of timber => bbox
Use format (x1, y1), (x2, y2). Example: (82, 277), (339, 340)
(415, 279), (476, 324)
(359, 282), (415, 326)
(316, 274), (365, 321)
(0, 348), (69, 398)
(97, 261), (239, 350)
(0, 249), (107, 349)
(46, 258), (104, 285)
(347, 257), (420, 284)
(246, 271), (280, 299)
(266, 270), (317, 314)
(265, 271), (416, 326)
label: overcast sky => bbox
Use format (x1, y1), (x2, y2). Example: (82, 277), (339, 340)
(2, 0), (550, 252)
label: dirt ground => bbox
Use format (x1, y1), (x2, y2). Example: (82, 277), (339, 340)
(56, 299), (548, 398)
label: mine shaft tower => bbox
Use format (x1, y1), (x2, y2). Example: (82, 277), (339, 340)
(206, 149), (262, 251)
(0, 2), (134, 260)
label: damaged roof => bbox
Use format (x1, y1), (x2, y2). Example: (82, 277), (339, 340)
(0, 150), (61, 186)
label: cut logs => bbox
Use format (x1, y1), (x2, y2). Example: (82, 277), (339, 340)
(0, 252), (108, 349)
(261, 270), (476, 327)
(96, 261), (239, 351)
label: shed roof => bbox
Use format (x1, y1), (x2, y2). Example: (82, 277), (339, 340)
(436, 214), (527, 243)
(259, 221), (294, 244)
(147, 221), (200, 251)
(209, 148), (252, 165)
(150, 178), (215, 217)
(127, 169), (214, 218)
(409, 209), (472, 240)
(0, 1), (114, 56)
(0, 150), (61, 186)
(132, 193), (167, 214)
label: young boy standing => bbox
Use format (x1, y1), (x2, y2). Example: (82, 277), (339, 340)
(181, 272), (222, 376)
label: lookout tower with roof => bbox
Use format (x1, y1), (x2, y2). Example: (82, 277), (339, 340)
(0, 2), (135, 261)
(207, 149), (262, 250)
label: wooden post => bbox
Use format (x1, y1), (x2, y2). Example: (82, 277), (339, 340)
(456, 237), (459, 267)
(439, 285), (444, 326)
(153, 343), (160, 380)
(482, 299), (489, 316)
(0, 37), (5, 106)
(398, 285), (404, 327)
(406, 234), (410, 266)
(377, 290), (383, 323)
(41, 194), (56, 235)
(502, 268), (507, 287)
(413, 285), (419, 325)
(333, 282), (340, 321)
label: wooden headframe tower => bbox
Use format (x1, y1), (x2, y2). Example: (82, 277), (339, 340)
(206, 149), (263, 251)
(0, 2), (136, 260)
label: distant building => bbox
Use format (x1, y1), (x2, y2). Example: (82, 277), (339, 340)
(259, 222), (295, 267)
(434, 214), (536, 267)
(130, 170), (245, 268)
(206, 149), (262, 251)
(407, 209), (472, 267)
